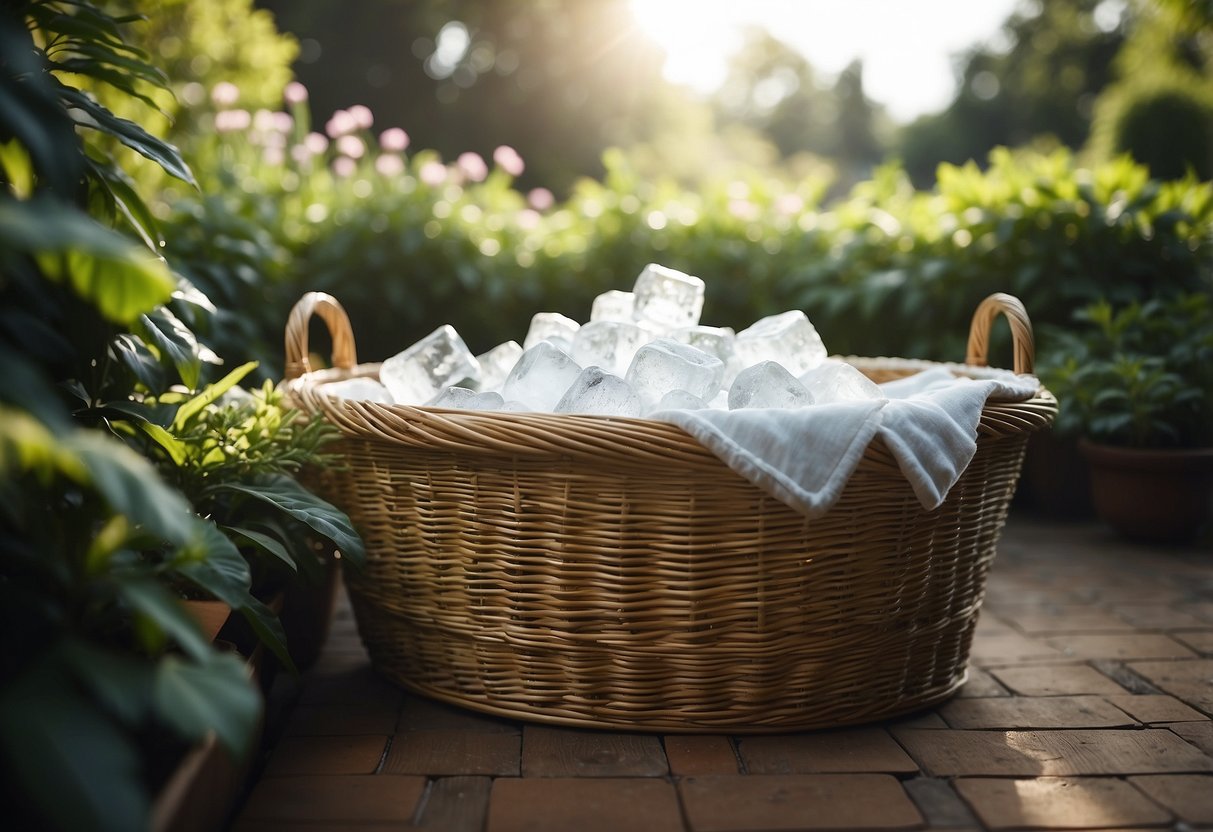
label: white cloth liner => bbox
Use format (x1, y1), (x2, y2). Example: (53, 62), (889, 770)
(651, 366), (1039, 518)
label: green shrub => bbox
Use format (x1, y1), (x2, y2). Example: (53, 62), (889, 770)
(158, 92), (1213, 378)
(1090, 78), (1213, 181)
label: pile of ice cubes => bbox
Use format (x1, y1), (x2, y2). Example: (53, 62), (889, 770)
(321, 264), (883, 416)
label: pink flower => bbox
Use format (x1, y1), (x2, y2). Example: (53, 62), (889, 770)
(325, 109), (358, 138)
(347, 104), (374, 130)
(517, 208), (541, 230)
(332, 156), (357, 177)
(493, 145), (524, 177)
(211, 82), (239, 107)
(291, 144), (314, 164)
(456, 151), (488, 183)
(527, 187), (555, 211)
(272, 111), (294, 133)
(379, 127), (410, 152)
(775, 193), (805, 216)
(728, 198), (760, 222)
(336, 134), (366, 159)
(375, 154), (405, 177)
(419, 160), (447, 186)
(214, 109), (251, 132)
(284, 81), (308, 105)
(263, 146), (285, 166)
(253, 109), (276, 133)
(304, 132), (329, 155)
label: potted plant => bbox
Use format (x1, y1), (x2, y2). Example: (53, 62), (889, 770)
(1040, 294), (1213, 543)
(118, 364), (366, 673)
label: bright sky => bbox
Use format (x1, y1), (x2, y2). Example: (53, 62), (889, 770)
(629, 0), (1025, 123)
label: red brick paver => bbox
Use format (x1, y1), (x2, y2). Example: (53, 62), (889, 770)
(954, 777), (1172, 829)
(230, 515), (1213, 831)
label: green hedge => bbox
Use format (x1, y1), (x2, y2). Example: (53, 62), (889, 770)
(157, 102), (1213, 377)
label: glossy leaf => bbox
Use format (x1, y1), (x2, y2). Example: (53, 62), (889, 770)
(138, 306), (202, 390)
(217, 474), (367, 570)
(56, 84), (196, 186)
(224, 524), (298, 571)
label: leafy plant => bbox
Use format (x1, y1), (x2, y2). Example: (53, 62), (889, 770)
(119, 361), (366, 592)
(0, 3), (298, 829)
(1039, 294), (1213, 448)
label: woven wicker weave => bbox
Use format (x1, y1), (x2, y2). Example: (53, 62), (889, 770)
(284, 292), (1056, 732)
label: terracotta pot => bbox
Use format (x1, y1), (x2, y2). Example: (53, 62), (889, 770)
(1080, 440), (1213, 544)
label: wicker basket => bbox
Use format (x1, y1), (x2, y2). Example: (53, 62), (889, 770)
(283, 292), (1056, 732)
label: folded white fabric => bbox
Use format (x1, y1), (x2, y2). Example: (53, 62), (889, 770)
(652, 366), (1039, 518)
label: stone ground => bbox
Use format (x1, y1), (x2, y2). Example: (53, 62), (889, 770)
(231, 514), (1213, 831)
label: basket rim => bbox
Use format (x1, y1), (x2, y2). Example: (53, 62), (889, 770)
(282, 354), (1057, 468)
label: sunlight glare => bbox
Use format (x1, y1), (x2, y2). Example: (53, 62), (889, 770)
(628, 0), (1022, 122)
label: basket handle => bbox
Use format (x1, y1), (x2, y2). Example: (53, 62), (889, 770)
(284, 292), (358, 380)
(965, 292), (1034, 375)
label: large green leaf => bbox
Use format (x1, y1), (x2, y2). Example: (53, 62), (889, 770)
(152, 652), (261, 758)
(176, 521), (253, 608)
(68, 430), (195, 547)
(0, 649), (149, 832)
(0, 198), (176, 324)
(175, 523), (292, 671)
(217, 474), (367, 570)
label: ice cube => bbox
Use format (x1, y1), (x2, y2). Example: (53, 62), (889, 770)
(571, 320), (649, 377)
(523, 312), (580, 351)
(380, 325), (480, 405)
(728, 361), (815, 410)
(426, 386), (505, 411)
(652, 389), (708, 412)
(501, 341), (583, 412)
(475, 340), (524, 392)
(707, 390), (730, 410)
(734, 310), (827, 377)
(319, 377), (394, 403)
(632, 264), (705, 331)
(590, 289), (635, 322)
(554, 367), (642, 417)
(670, 325), (735, 364)
(625, 337), (724, 407)
(799, 360), (883, 403)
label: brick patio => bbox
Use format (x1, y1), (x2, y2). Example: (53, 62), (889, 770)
(232, 514), (1213, 831)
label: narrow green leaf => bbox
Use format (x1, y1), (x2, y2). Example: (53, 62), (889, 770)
(137, 420), (187, 466)
(109, 333), (167, 391)
(172, 361), (258, 430)
(85, 156), (162, 251)
(56, 84), (195, 186)
(224, 525), (298, 571)
(238, 594), (296, 675)
(217, 474), (366, 570)
(152, 653), (261, 758)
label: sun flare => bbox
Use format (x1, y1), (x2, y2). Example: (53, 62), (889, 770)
(628, 0), (1021, 122)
